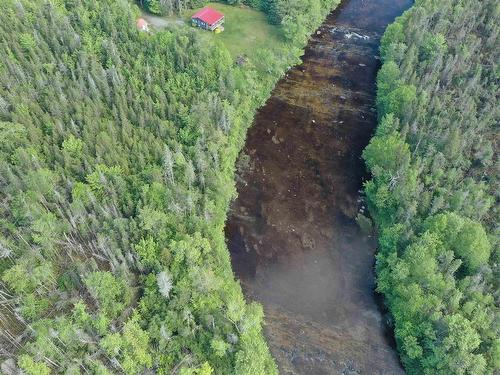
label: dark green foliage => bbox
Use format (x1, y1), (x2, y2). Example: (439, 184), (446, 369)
(259, 0), (340, 44)
(142, 0), (208, 15)
(364, 0), (499, 373)
(0, 0), (340, 373)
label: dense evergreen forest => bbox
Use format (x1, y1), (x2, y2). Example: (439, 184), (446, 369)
(363, 0), (499, 373)
(0, 0), (340, 374)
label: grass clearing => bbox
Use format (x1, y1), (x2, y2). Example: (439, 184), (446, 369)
(183, 3), (286, 60)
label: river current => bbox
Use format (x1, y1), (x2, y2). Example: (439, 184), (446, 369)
(226, 0), (412, 373)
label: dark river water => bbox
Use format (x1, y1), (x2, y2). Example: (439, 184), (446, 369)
(226, 0), (412, 374)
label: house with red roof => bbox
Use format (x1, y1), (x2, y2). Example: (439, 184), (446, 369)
(191, 7), (224, 32)
(136, 18), (149, 32)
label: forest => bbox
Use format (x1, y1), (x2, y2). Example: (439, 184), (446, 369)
(1, 0), (498, 373)
(0, 0), (340, 374)
(363, 0), (499, 373)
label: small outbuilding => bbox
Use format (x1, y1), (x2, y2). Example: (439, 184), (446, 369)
(191, 7), (224, 32)
(136, 18), (149, 32)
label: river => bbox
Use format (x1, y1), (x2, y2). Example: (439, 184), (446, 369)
(226, 0), (412, 374)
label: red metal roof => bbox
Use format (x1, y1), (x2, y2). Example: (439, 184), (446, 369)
(136, 18), (148, 28)
(191, 7), (224, 25)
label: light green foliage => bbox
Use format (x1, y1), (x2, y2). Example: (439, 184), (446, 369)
(85, 271), (130, 318)
(375, 113), (399, 137)
(424, 213), (491, 273)
(0, 122), (27, 156)
(211, 336), (230, 357)
(179, 362), (214, 375)
(62, 134), (84, 156)
(72, 300), (91, 326)
(365, 0), (499, 373)
(364, 134), (410, 174)
(26, 168), (57, 197)
(420, 33), (447, 60)
(376, 61), (400, 99)
(2, 260), (55, 295)
(235, 328), (278, 375)
(100, 316), (153, 375)
(85, 164), (123, 198)
(18, 355), (51, 375)
(71, 181), (93, 204)
(19, 33), (36, 51)
(144, 0), (164, 15)
(19, 294), (50, 320)
(380, 84), (416, 118)
(135, 237), (160, 269)
(380, 21), (404, 59)
(376, 217), (494, 374)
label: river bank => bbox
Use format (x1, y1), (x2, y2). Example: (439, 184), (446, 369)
(226, 0), (412, 373)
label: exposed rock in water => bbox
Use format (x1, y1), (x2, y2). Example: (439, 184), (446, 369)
(226, 0), (413, 374)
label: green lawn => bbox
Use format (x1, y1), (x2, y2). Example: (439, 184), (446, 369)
(184, 3), (285, 60)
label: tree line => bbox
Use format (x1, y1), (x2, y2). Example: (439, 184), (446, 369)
(363, 0), (499, 373)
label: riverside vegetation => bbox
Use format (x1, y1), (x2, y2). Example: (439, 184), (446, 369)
(0, 0), (340, 374)
(363, 0), (499, 373)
